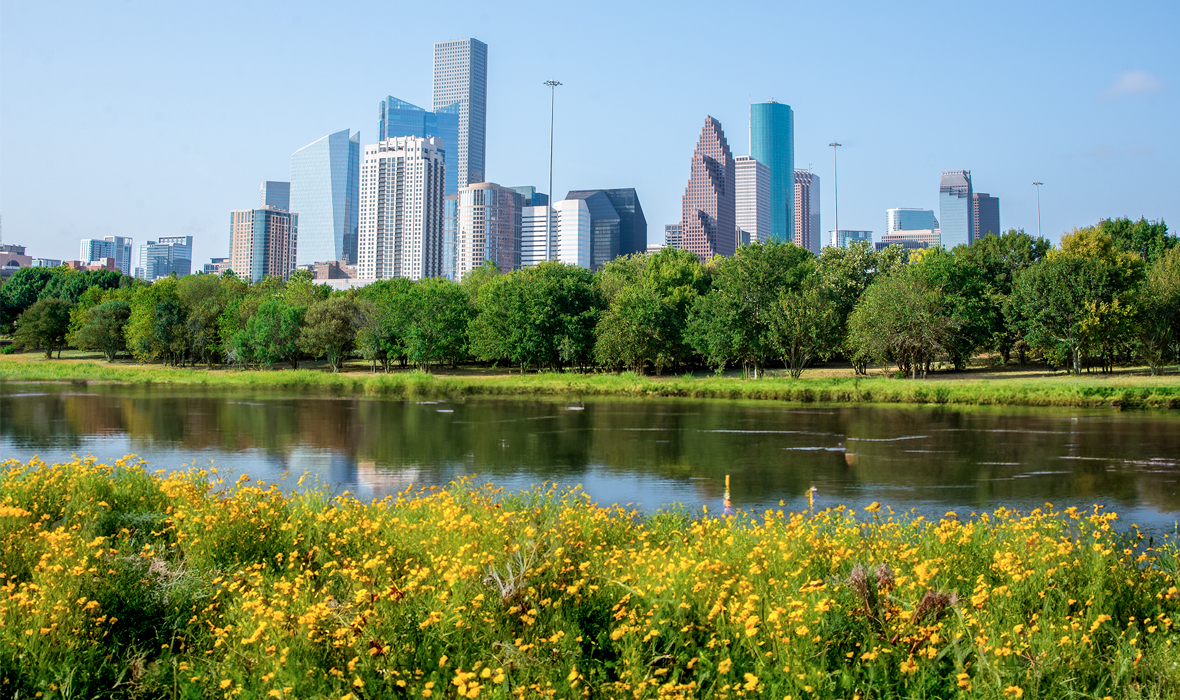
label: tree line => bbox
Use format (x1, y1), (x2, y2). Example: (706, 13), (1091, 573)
(3, 217), (1177, 378)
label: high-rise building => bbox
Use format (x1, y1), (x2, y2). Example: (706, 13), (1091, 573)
(79, 236), (133, 276)
(291, 129), (360, 266)
(973, 193), (1000, 240)
(443, 195), (458, 281)
(204, 257), (229, 275)
(877, 229), (940, 251)
(228, 208), (297, 283)
(357, 136), (446, 281)
(664, 224), (682, 250)
(735, 156), (770, 245)
(794, 171), (822, 255)
(939, 170), (974, 248)
(520, 205), (553, 268)
(378, 97), (460, 197)
(750, 101), (795, 243)
(830, 230), (873, 249)
(455, 182), (522, 280)
(554, 198), (592, 269)
(681, 116), (736, 261)
(260, 181), (291, 210)
(434, 38), (488, 188)
(566, 188), (647, 269)
(510, 186), (549, 207)
(886, 208), (939, 234)
(136, 236), (193, 281)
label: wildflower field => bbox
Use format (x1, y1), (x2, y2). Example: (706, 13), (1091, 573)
(2, 457), (1179, 699)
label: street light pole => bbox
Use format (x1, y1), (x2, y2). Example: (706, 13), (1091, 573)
(544, 80), (562, 261)
(1031, 181), (1043, 239)
(829, 142), (842, 247)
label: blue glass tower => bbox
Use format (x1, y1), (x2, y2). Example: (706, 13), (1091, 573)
(750, 101), (794, 244)
(379, 97), (460, 197)
(290, 129), (360, 265)
(938, 170), (974, 248)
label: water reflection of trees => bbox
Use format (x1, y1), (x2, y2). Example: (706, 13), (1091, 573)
(4, 389), (1180, 513)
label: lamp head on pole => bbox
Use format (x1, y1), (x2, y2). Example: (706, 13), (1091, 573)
(829, 142), (842, 148)
(1032, 181), (1043, 186)
(544, 80), (562, 88)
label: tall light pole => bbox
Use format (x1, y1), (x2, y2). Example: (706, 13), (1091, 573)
(1031, 181), (1043, 239)
(829, 142), (842, 246)
(544, 80), (562, 261)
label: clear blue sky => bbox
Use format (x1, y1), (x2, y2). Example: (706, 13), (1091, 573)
(2, 0), (1176, 266)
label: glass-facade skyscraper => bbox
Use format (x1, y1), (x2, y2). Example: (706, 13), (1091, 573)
(973, 193), (1000, 240)
(260, 181), (290, 210)
(79, 236), (133, 276)
(433, 38), (488, 188)
(291, 129), (360, 266)
(750, 101), (794, 243)
(378, 97), (460, 197)
(565, 189), (647, 270)
(136, 236), (193, 281)
(886, 208), (939, 233)
(939, 170), (974, 248)
(794, 171), (821, 255)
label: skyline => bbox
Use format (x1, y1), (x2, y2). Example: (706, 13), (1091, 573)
(1, 0), (1176, 268)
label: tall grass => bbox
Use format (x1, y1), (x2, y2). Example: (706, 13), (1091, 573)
(2, 456), (1179, 698)
(4, 360), (1180, 408)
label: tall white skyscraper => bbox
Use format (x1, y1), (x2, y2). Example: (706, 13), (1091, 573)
(554, 199), (591, 269)
(520, 205), (553, 268)
(433, 38), (488, 188)
(357, 137), (446, 281)
(456, 182), (521, 280)
(794, 171), (821, 255)
(734, 156), (770, 245)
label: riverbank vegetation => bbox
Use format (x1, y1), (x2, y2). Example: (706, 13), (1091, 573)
(2, 217), (1177, 380)
(2, 456), (1179, 699)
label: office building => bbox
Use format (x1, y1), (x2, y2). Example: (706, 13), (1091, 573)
(830, 230), (873, 249)
(228, 209), (296, 283)
(939, 170), (974, 248)
(750, 100), (794, 243)
(646, 244), (663, 254)
(260, 181), (291, 210)
(356, 136), (446, 281)
(521, 205), (553, 268)
(378, 97), (460, 197)
(566, 188), (647, 270)
(886, 208), (939, 234)
(455, 182), (522, 280)
(291, 129), (360, 266)
(203, 257), (229, 275)
(664, 224), (682, 250)
(434, 38), (488, 188)
(31, 258), (62, 268)
(973, 193), (1001, 240)
(136, 236), (193, 281)
(554, 198), (592, 269)
(510, 186), (548, 206)
(794, 171), (821, 255)
(877, 229), (940, 251)
(735, 156), (770, 245)
(681, 116), (736, 261)
(443, 195), (458, 281)
(1, 244), (32, 276)
(79, 236), (133, 276)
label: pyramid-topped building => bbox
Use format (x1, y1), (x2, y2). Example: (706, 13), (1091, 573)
(681, 116), (736, 261)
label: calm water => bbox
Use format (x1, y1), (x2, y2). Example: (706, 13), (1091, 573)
(3, 382), (1180, 530)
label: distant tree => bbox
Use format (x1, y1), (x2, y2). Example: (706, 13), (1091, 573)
(908, 247), (994, 370)
(1099, 217), (1175, 265)
(13, 297), (73, 358)
(594, 284), (668, 374)
(38, 269), (123, 304)
(356, 278), (414, 370)
(72, 300), (131, 361)
(461, 260), (500, 306)
(405, 278), (470, 371)
(847, 269), (956, 379)
(959, 229), (1052, 363)
(814, 241), (908, 374)
(300, 296), (365, 372)
(124, 278), (189, 365)
(768, 286), (840, 379)
(235, 298), (305, 369)
(0, 267), (56, 331)
(1136, 246), (1180, 374)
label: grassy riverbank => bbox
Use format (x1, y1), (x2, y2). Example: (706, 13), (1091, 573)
(2, 456), (1179, 699)
(4, 354), (1180, 408)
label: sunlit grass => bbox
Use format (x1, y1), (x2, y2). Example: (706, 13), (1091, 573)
(2, 456), (1179, 698)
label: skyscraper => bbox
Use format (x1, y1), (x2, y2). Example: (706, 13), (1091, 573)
(830, 230), (873, 249)
(885, 208), (939, 233)
(378, 97), (460, 197)
(939, 170), (974, 248)
(455, 182), (522, 280)
(681, 116), (736, 261)
(554, 198), (592, 269)
(566, 188), (647, 269)
(735, 156), (770, 245)
(973, 193), (1000, 240)
(664, 224), (682, 250)
(794, 171), (821, 255)
(136, 236), (193, 281)
(509, 186), (549, 206)
(260, 181), (291, 210)
(750, 101), (795, 243)
(291, 129), (360, 266)
(520, 205), (552, 268)
(228, 208), (297, 282)
(79, 236), (133, 276)
(434, 38), (488, 188)
(357, 137), (446, 281)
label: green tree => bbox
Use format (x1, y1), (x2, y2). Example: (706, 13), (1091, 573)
(72, 300), (132, 361)
(356, 278), (415, 370)
(124, 278), (189, 365)
(847, 269), (956, 379)
(959, 229), (1051, 363)
(300, 296), (364, 372)
(768, 286), (839, 379)
(405, 278), (470, 372)
(234, 298), (305, 369)
(1136, 246), (1180, 374)
(0, 267), (56, 331)
(908, 247), (994, 370)
(38, 269), (124, 304)
(594, 284), (669, 373)
(13, 297), (73, 358)
(814, 241), (908, 374)
(1099, 217), (1175, 265)
(686, 242), (814, 377)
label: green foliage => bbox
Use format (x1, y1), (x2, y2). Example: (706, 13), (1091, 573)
(1136, 246), (1180, 374)
(404, 277), (470, 371)
(958, 229), (1052, 361)
(908, 247), (994, 370)
(0, 267), (56, 331)
(13, 297), (74, 359)
(124, 278), (190, 365)
(594, 284), (669, 373)
(300, 296), (365, 372)
(72, 300), (132, 361)
(815, 242), (909, 374)
(768, 285), (840, 379)
(1099, 216), (1175, 264)
(38, 268), (124, 304)
(847, 268), (957, 378)
(356, 278), (415, 371)
(234, 298), (305, 369)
